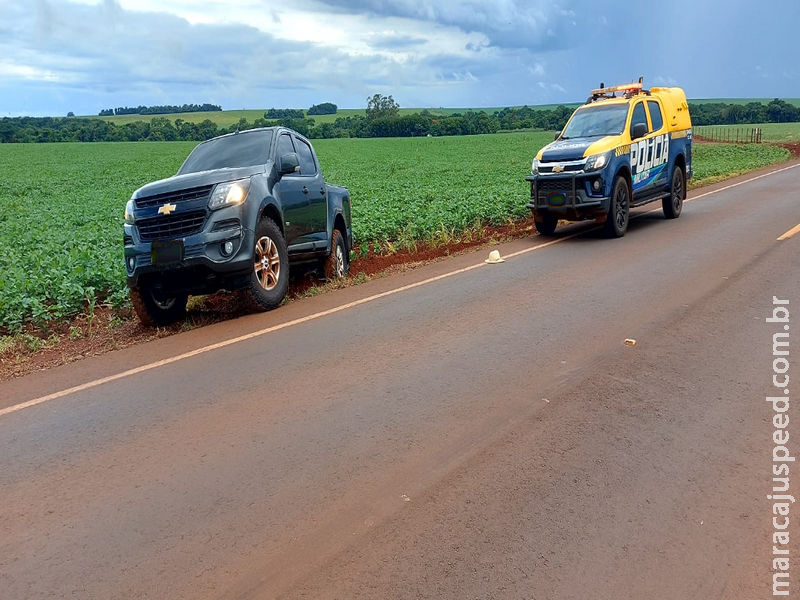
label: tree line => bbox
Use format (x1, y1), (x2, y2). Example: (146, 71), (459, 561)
(98, 103), (222, 116)
(2, 99), (798, 144)
(688, 98), (799, 125)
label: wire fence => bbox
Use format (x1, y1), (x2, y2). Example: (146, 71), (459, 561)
(694, 126), (762, 143)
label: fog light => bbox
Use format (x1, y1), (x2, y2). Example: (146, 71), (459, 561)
(593, 179), (601, 191)
(222, 241), (234, 256)
(128, 257), (135, 270)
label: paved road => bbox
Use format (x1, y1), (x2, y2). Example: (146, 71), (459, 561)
(2, 164), (799, 599)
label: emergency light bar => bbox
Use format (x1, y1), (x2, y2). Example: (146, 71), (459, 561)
(587, 77), (647, 103)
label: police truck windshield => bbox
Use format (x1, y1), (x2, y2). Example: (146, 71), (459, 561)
(561, 104), (629, 139)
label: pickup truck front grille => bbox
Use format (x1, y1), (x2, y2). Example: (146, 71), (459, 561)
(136, 210), (207, 241)
(535, 177), (576, 206)
(135, 185), (213, 209)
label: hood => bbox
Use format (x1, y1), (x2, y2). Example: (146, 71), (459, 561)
(539, 138), (597, 162)
(539, 135), (625, 162)
(133, 164), (268, 199)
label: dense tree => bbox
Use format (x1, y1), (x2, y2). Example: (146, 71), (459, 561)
(366, 94), (400, 120)
(100, 103), (222, 116)
(265, 108), (305, 119)
(308, 102), (337, 115)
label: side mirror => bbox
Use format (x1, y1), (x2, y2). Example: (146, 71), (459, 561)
(554, 132), (561, 141)
(631, 122), (648, 140)
(279, 152), (300, 176)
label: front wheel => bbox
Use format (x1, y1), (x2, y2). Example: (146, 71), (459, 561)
(663, 166), (685, 219)
(533, 212), (558, 236)
(322, 229), (349, 280)
(130, 286), (187, 327)
(243, 217), (289, 311)
(604, 176), (630, 238)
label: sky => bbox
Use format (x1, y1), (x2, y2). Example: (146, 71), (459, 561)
(1, 0), (798, 117)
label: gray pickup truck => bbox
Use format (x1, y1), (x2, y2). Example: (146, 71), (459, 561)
(123, 127), (353, 325)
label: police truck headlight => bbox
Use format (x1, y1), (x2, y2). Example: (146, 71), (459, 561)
(208, 179), (251, 210)
(584, 151), (612, 172)
(124, 199), (135, 224)
(531, 157), (540, 175)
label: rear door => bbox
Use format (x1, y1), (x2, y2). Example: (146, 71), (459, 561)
(293, 135), (328, 244)
(646, 100), (670, 193)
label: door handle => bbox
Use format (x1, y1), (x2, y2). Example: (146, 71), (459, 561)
(320, 187), (325, 195)
(302, 186), (309, 195)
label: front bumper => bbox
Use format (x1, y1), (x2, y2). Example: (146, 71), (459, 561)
(526, 173), (610, 220)
(124, 205), (255, 294)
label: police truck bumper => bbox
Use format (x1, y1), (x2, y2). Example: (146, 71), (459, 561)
(525, 174), (610, 220)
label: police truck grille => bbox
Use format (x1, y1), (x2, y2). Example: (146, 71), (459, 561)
(135, 185), (213, 209)
(536, 178), (576, 206)
(136, 210), (207, 241)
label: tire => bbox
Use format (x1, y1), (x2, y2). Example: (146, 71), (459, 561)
(243, 216), (289, 311)
(130, 286), (187, 327)
(604, 176), (630, 238)
(663, 166), (685, 219)
(322, 229), (349, 280)
(533, 212), (558, 236)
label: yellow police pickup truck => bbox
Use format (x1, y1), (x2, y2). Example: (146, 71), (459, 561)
(526, 79), (693, 237)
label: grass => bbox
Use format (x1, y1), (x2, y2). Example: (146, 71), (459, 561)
(88, 98), (800, 127)
(0, 133), (790, 332)
(692, 142), (789, 183)
(93, 107), (488, 126)
(690, 98), (800, 107)
(695, 122), (800, 142)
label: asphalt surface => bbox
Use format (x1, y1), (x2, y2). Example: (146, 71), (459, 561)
(2, 163), (799, 599)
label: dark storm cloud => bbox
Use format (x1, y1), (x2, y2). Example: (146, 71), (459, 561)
(1, 0), (799, 117)
(311, 0), (579, 50)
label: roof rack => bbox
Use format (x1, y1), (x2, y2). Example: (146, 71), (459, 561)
(586, 77), (649, 103)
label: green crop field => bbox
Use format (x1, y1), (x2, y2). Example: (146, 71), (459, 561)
(691, 142), (789, 182)
(0, 134), (790, 332)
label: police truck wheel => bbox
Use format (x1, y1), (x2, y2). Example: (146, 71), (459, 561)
(663, 166), (685, 219)
(244, 217), (289, 311)
(322, 229), (349, 280)
(534, 212), (558, 236)
(604, 176), (630, 238)
(129, 286), (187, 327)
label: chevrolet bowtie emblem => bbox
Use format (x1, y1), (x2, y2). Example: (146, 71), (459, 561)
(552, 165), (564, 173)
(158, 202), (177, 216)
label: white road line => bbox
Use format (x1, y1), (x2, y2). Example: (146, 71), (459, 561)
(2, 161), (799, 418)
(777, 223), (800, 241)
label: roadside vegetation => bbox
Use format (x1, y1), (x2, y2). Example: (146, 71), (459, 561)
(0, 134), (790, 334)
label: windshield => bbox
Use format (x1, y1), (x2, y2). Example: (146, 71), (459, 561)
(178, 130), (273, 174)
(561, 104), (629, 139)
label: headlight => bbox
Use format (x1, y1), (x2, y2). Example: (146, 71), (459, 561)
(208, 179), (251, 210)
(584, 151), (612, 172)
(124, 199), (135, 224)
(531, 157), (540, 175)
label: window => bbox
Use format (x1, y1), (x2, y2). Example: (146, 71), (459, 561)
(562, 104), (629, 138)
(276, 133), (295, 158)
(295, 138), (317, 175)
(629, 102), (648, 137)
(648, 101), (664, 131)
(178, 130), (273, 174)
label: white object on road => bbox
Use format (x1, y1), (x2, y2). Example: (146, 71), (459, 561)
(485, 250), (505, 264)
(624, 338), (637, 347)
